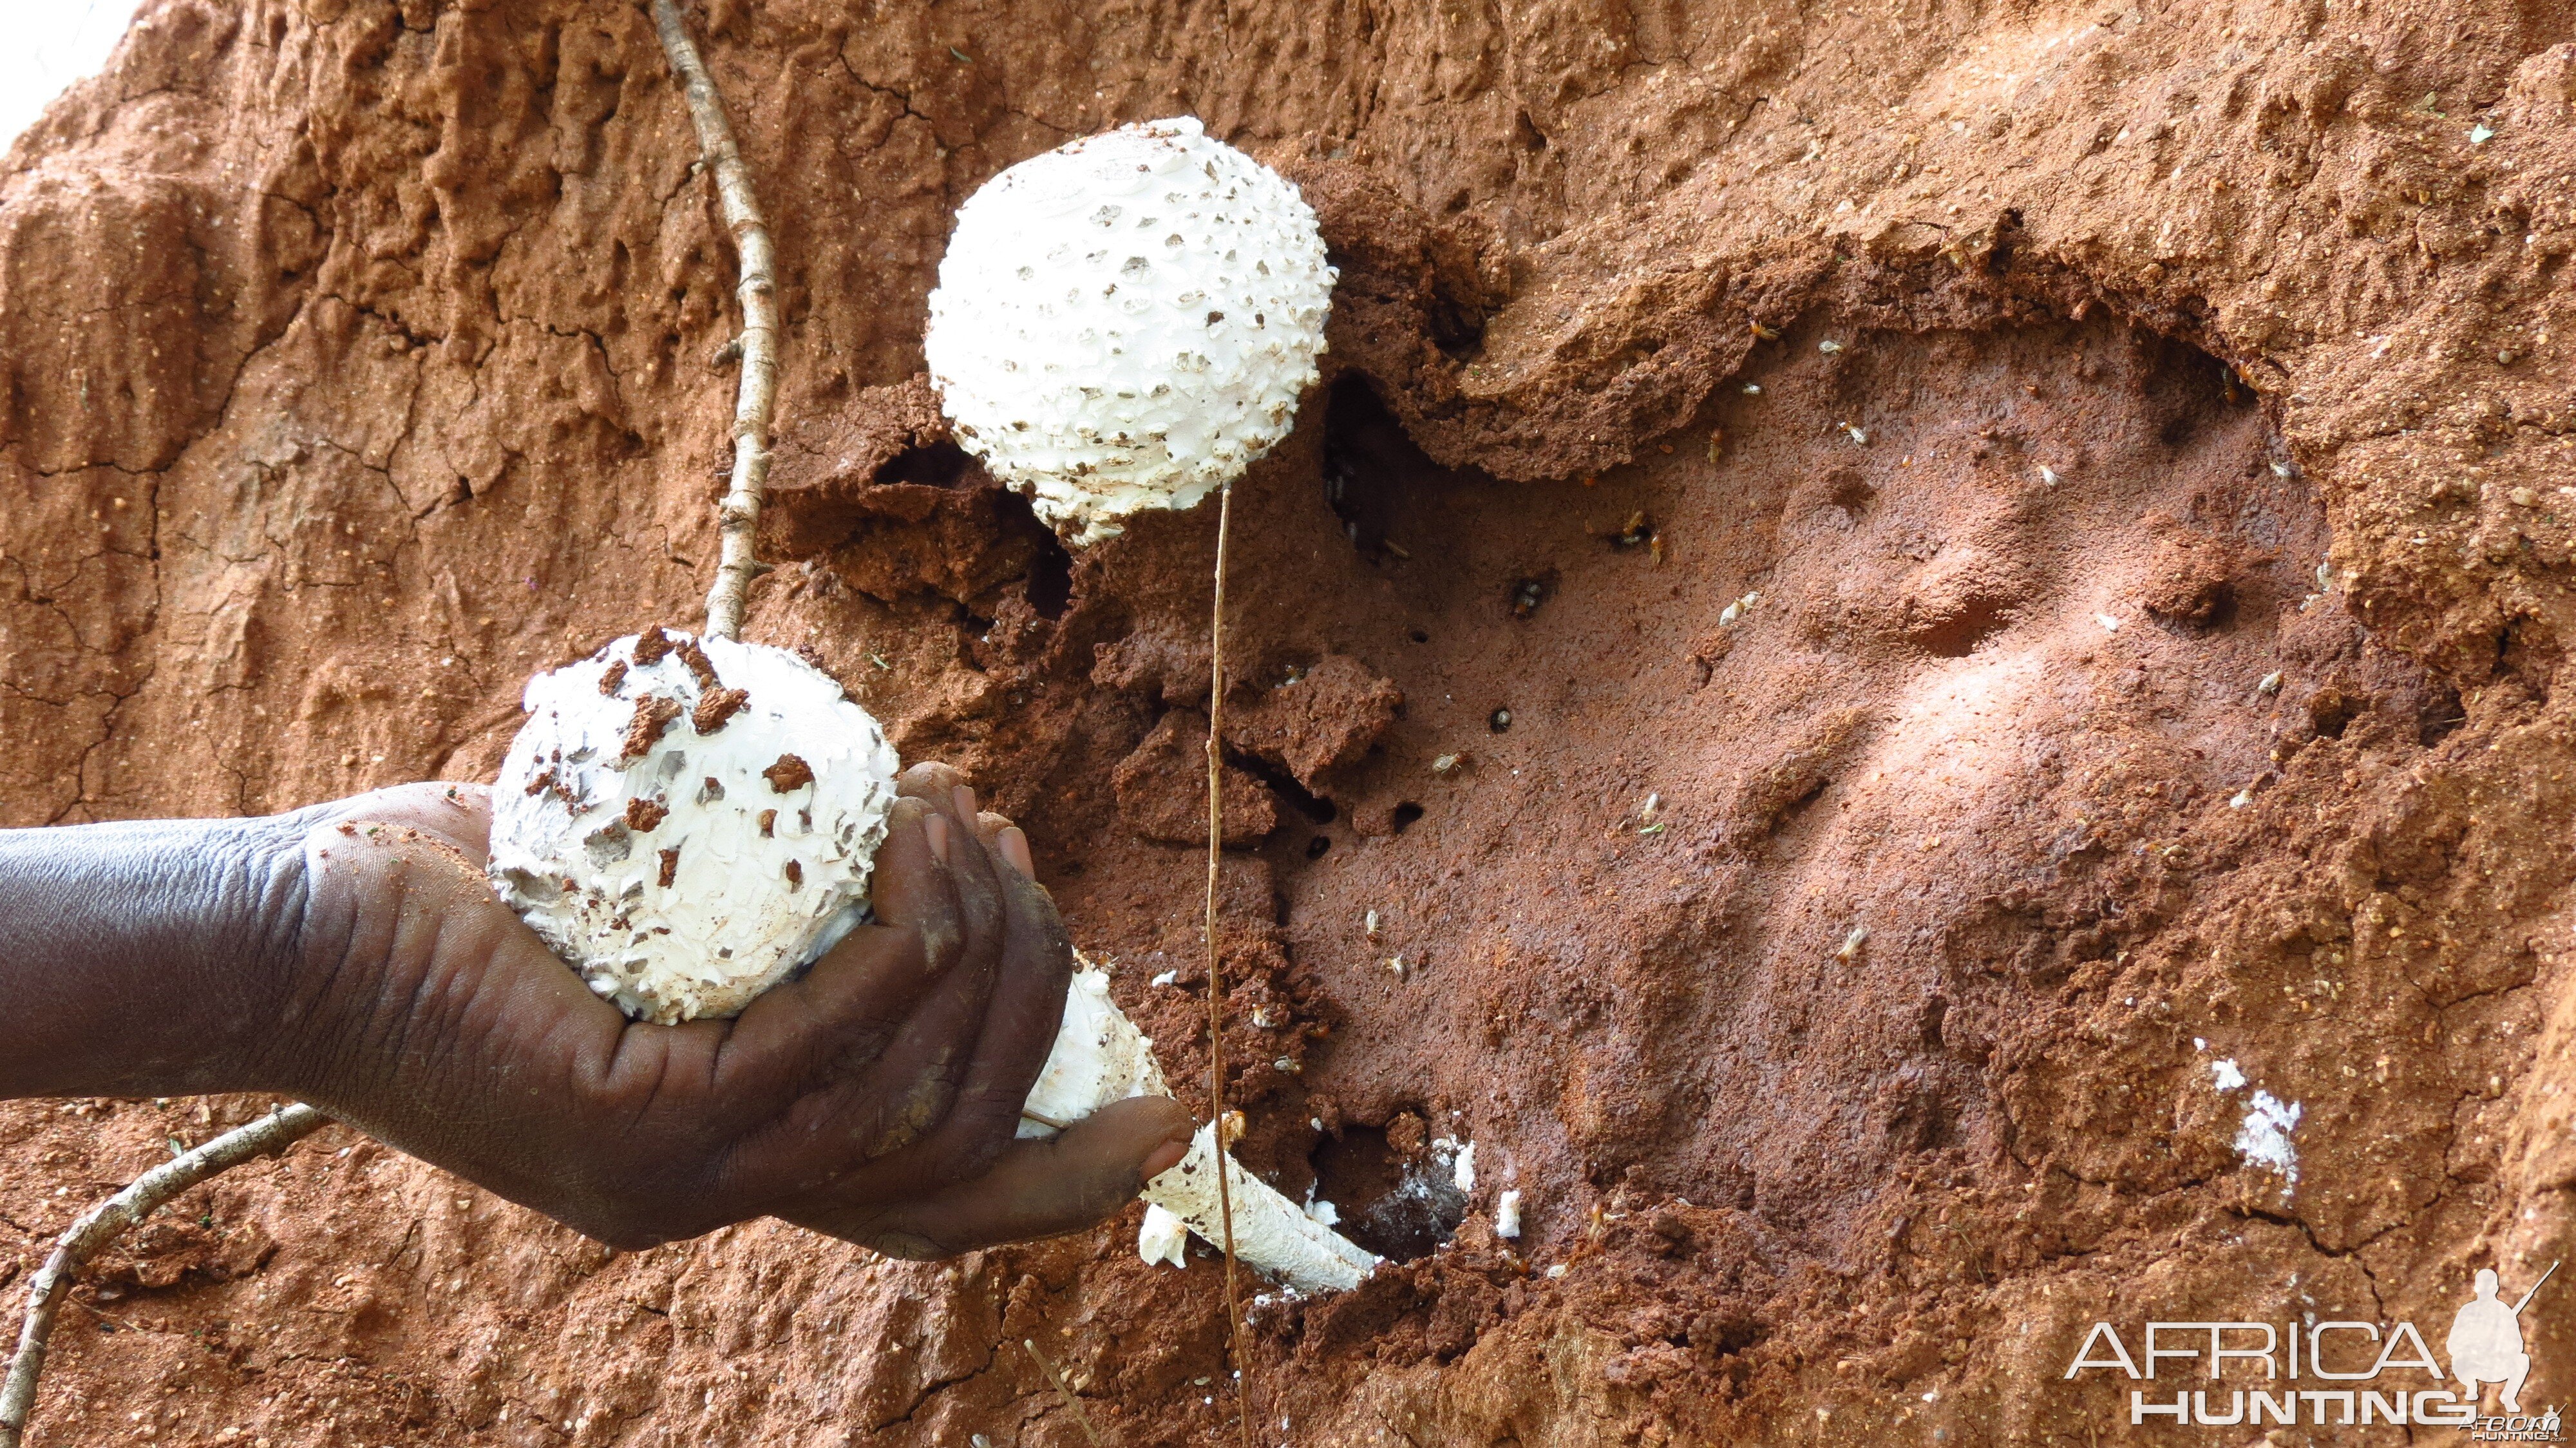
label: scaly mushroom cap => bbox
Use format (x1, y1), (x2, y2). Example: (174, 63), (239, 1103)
(924, 115), (1336, 545)
(487, 627), (901, 1024)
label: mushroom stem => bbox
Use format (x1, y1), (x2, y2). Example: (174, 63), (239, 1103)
(652, 0), (778, 642)
(1142, 1127), (1378, 1292)
(1202, 478), (1256, 1447)
(1, 1104), (327, 1448)
(1019, 964), (1378, 1293)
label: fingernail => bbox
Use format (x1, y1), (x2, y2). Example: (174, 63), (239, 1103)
(924, 812), (952, 862)
(1140, 1138), (1189, 1181)
(954, 784), (979, 820)
(999, 826), (1034, 878)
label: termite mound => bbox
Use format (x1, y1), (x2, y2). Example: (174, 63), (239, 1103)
(6, 0), (2570, 1439)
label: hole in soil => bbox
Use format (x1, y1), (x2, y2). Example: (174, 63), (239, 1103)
(1390, 802), (1425, 833)
(876, 441), (977, 489)
(985, 483), (1075, 620)
(1312, 1125), (1468, 1262)
(1826, 466), (1876, 514)
(2309, 687), (2358, 739)
(1489, 709), (1511, 733)
(1408, 629), (1430, 643)
(1023, 530), (1074, 619)
(1305, 834), (1333, 860)
(2418, 684), (2466, 746)
(1236, 754), (1337, 824)
(1322, 376), (1431, 558)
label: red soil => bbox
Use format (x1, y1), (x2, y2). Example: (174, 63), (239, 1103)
(7, 1), (2576, 1443)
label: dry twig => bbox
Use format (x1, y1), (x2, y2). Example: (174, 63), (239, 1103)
(652, 0), (779, 641)
(0, 1103), (326, 1448)
(1023, 1337), (1112, 1447)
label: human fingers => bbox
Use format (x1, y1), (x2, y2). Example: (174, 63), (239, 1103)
(784, 1094), (1195, 1257)
(978, 814), (1034, 877)
(708, 801), (994, 1191)
(833, 837), (1074, 1201)
(895, 763), (1005, 852)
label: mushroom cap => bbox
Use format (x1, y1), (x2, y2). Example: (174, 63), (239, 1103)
(925, 116), (1336, 545)
(488, 629), (901, 1024)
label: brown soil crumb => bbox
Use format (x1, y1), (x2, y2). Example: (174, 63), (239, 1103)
(692, 685), (749, 734)
(2141, 530), (2240, 624)
(783, 858), (802, 890)
(656, 847), (679, 889)
(623, 796), (668, 832)
(619, 694), (683, 762)
(762, 752), (815, 793)
(598, 658), (628, 695)
(677, 638), (722, 691)
(757, 808), (776, 837)
(522, 768), (556, 797)
(632, 624), (676, 664)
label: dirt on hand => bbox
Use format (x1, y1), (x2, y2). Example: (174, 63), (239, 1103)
(6, 1), (2576, 1444)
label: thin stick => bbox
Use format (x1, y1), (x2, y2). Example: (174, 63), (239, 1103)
(1202, 480), (1256, 1448)
(653, 0), (779, 642)
(1023, 1338), (1112, 1448)
(0, 1103), (326, 1448)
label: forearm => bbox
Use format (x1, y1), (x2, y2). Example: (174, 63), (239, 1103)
(0, 813), (313, 1099)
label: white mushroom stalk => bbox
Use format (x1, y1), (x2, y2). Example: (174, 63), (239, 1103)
(925, 116), (1336, 544)
(1023, 967), (1378, 1292)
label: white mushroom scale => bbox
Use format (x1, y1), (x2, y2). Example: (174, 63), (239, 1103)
(924, 116), (1336, 544)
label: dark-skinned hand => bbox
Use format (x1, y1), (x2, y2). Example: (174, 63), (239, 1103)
(0, 764), (1191, 1257)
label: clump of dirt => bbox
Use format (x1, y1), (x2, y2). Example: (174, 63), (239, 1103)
(6, 2), (2576, 1445)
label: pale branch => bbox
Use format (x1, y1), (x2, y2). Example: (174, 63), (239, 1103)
(0, 1103), (327, 1448)
(1202, 479), (1256, 1448)
(652, 0), (779, 643)
(1023, 1338), (1112, 1448)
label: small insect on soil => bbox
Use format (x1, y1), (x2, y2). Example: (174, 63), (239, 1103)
(1510, 578), (1548, 618)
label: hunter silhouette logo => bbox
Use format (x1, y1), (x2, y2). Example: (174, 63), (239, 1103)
(2061, 1260), (2562, 1436)
(2452, 1263), (2555, 1415)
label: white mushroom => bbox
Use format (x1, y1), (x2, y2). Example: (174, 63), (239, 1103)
(924, 116), (1336, 544)
(1025, 966), (1378, 1293)
(487, 626), (900, 1025)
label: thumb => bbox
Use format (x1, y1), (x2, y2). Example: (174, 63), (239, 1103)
(790, 1094), (1196, 1259)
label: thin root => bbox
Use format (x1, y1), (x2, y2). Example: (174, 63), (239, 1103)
(0, 1103), (328, 1448)
(652, 0), (779, 642)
